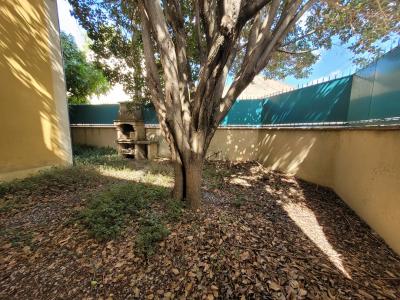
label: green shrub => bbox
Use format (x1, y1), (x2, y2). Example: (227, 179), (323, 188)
(0, 228), (33, 247)
(73, 145), (127, 169)
(78, 183), (169, 240)
(73, 145), (117, 157)
(165, 199), (184, 222)
(203, 164), (230, 189)
(232, 195), (246, 208)
(79, 197), (126, 240)
(136, 215), (170, 255)
(0, 166), (101, 198)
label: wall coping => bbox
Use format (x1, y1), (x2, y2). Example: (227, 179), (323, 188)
(71, 124), (115, 128)
(71, 123), (400, 131)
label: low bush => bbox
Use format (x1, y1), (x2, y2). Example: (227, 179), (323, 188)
(165, 199), (184, 222)
(203, 163), (230, 189)
(73, 145), (128, 169)
(0, 228), (33, 248)
(232, 195), (246, 208)
(136, 215), (170, 255)
(78, 183), (169, 240)
(0, 166), (101, 198)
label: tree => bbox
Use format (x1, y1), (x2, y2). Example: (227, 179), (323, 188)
(61, 32), (110, 104)
(68, 0), (399, 208)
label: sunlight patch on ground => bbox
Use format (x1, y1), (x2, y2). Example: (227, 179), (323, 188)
(283, 202), (351, 279)
(229, 177), (252, 187)
(97, 166), (173, 188)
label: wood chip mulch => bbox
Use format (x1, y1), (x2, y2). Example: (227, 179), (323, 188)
(1, 161), (399, 299)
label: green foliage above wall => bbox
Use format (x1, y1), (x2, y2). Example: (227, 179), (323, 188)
(61, 32), (110, 104)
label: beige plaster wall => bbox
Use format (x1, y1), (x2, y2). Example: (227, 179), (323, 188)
(0, 0), (72, 181)
(333, 130), (400, 254)
(146, 127), (171, 158)
(207, 128), (261, 161)
(207, 128), (338, 188)
(256, 129), (339, 187)
(71, 126), (116, 149)
(211, 127), (400, 253)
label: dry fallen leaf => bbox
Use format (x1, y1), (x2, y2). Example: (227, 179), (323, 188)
(1, 161), (399, 299)
(171, 268), (180, 275)
(268, 281), (281, 291)
(133, 287), (140, 297)
(298, 288), (307, 297)
(240, 251), (250, 261)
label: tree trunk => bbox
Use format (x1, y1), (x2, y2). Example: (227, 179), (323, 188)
(172, 161), (184, 200)
(172, 155), (204, 209)
(184, 156), (204, 209)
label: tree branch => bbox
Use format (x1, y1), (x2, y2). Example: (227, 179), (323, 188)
(238, 0), (272, 26)
(277, 48), (314, 55)
(245, 11), (261, 57)
(221, 0), (242, 35)
(143, 0), (190, 153)
(163, 0), (193, 135)
(200, 0), (219, 49)
(214, 0), (317, 126)
(195, 0), (206, 65)
(280, 30), (316, 47)
(260, 0), (280, 38)
(139, 5), (163, 104)
(140, 3), (177, 161)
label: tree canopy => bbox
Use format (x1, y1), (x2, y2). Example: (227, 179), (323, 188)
(69, 0), (399, 101)
(61, 32), (110, 104)
(68, 0), (399, 208)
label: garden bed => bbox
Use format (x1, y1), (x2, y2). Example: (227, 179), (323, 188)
(0, 146), (399, 299)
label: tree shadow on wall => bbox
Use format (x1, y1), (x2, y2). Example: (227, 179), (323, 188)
(0, 0), (70, 174)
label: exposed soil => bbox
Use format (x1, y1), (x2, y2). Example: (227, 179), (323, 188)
(1, 161), (399, 299)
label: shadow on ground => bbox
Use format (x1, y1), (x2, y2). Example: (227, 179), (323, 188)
(0, 153), (399, 299)
(202, 161), (400, 299)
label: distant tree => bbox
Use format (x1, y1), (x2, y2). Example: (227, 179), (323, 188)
(61, 32), (110, 104)
(69, 0), (399, 208)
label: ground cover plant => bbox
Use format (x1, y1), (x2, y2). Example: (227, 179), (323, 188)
(0, 146), (400, 299)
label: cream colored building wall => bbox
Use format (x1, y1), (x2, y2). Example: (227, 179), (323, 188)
(333, 130), (400, 254)
(207, 128), (261, 161)
(208, 128), (337, 187)
(211, 127), (400, 253)
(71, 126), (116, 149)
(206, 128), (337, 187)
(0, 0), (72, 181)
(256, 129), (338, 187)
(146, 127), (171, 158)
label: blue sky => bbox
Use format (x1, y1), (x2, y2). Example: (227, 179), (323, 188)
(285, 36), (399, 87)
(285, 44), (356, 87)
(57, 0), (399, 87)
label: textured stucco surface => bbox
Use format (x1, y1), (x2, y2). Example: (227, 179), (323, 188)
(333, 130), (400, 254)
(71, 127), (116, 149)
(0, 0), (72, 181)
